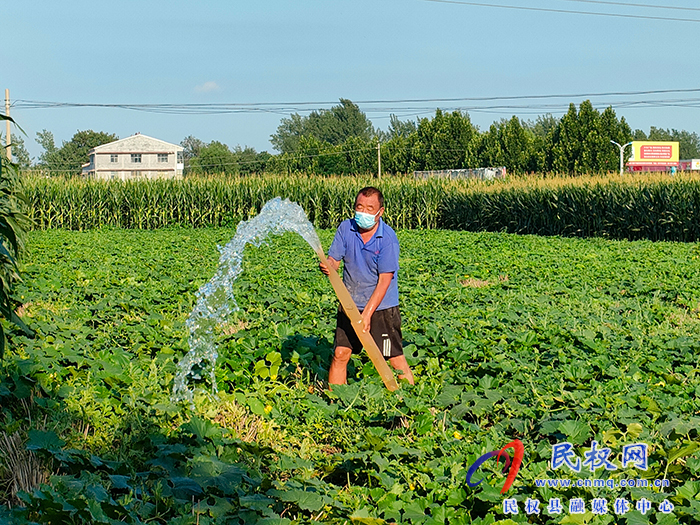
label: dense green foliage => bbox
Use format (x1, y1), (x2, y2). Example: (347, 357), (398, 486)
(22, 173), (700, 242)
(271, 99), (376, 154)
(0, 123), (34, 357)
(35, 129), (119, 174)
(1, 228), (699, 524)
(266, 100), (632, 175)
(187, 142), (272, 176)
(0, 132), (32, 170)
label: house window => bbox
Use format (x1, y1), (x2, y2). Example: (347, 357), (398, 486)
(131, 154), (142, 163)
(110, 154), (118, 163)
(158, 153), (168, 163)
(133, 171), (142, 177)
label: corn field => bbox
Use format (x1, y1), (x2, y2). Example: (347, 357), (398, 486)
(23, 174), (452, 231)
(22, 172), (700, 241)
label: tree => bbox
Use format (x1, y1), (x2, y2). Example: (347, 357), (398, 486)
(478, 116), (532, 173)
(382, 132), (416, 174)
(180, 135), (205, 160)
(185, 140), (270, 176)
(189, 141), (238, 175)
(386, 115), (417, 140)
(598, 107), (632, 171)
(307, 99), (374, 146)
(233, 145), (270, 175)
(0, 133), (32, 169)
(523, 115), (560, 172)
(525, 114), (559, 138)
(180, 136), (206, 174)
(270, 114), (306, 154)
(632, 129), (647, 141)
(36, 129), (118, 175)
(412, 109), (478, 170)
(270, 99), (375, 153)
(673, 129), (700, 159)
(36, 129), (58, 167)
(548, 101), (631, 174)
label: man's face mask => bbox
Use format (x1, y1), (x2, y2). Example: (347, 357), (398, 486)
(354, 210), (379, 229)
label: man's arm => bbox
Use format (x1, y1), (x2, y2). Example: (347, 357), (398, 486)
(361, 272), (394, 333)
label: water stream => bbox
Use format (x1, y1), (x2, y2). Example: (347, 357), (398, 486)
(172, 197), (321, 405)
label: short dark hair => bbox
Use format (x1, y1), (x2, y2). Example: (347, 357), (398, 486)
(356, 186), (384, 208)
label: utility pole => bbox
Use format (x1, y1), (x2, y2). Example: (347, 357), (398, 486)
(610, 140), (632, 176)
(377, 141), (381, 178)
(4, 89), (10, 162)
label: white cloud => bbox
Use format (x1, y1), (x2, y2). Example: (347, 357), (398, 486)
(194, 81), (220, 93)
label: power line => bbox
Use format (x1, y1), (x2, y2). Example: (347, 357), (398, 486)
(419, 0), (700, 23)
(13, 88), (700, 114)
(562, 0), (700, 13)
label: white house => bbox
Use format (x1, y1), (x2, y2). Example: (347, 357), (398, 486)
(81, 133), (184, 180)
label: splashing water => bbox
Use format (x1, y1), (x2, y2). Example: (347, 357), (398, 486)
(172, 197), (322, 405)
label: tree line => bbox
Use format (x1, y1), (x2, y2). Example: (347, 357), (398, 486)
(15, 99), (700, 176)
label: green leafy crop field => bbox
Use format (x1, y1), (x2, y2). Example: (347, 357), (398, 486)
(1, 228), (699, 524)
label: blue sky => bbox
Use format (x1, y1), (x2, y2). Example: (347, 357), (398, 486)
(5, 0), (700, 161)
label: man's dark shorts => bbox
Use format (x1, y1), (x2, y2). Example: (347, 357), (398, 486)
(334, 306), (403, 358)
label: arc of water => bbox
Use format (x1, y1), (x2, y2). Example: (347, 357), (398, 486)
(172, 197), (322, 405)
(172, 197), (398, 406)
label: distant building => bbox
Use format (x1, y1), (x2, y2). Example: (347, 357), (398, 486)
(413, 167), (506, 180)
(81, 133), (184, 180)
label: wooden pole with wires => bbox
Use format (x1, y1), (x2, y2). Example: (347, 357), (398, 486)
(4, 89), (10, 161)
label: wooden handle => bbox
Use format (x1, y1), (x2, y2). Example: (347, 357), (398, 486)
(316, 249), (399, 391)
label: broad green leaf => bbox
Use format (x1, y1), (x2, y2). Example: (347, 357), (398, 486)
(169, 476), (203, 499)
(26, 429), (66, 451)
(655, 512), (679, 525)
(240, 494), (275, 511)
(86, 499), (110, 523)
(675, 480), (700, 501)
(182, 416), (222, 440)
(351, 518), (385, 525)
(624, 510), (651, 525)
(558, 420), (590, 445)
(626, 423), (643, 439)
(274, 488), (325, 511)
(668, 442), (700, 463)
(248, 397), (266, 415)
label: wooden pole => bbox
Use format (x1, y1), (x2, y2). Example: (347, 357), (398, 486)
(4, 89), (10, 162)
(377, 141), (381, 178)
(314, 246), (398, 391)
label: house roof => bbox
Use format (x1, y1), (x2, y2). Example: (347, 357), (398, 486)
(90, 134), (184, 154)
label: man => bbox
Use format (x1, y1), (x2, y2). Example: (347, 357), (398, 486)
(319, 186), (414, 386)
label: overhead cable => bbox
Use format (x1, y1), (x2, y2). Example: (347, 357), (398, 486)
(13, 88), (700, 114)
(419, 0), (700, 23)
(562, 0), (700, 12)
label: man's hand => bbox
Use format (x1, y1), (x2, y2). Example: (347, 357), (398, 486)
(319, 257), (340, 276)
(361, 309), (373, 333)
(360, 272), (393, 333)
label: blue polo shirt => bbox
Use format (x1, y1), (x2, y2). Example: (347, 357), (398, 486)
(327, 218), (400, 311)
